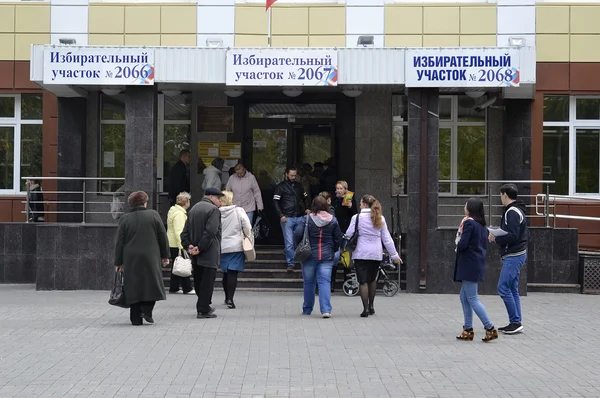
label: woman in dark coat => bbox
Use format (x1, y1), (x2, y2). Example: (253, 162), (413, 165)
(454, 197), (498, 342)
(114, 191), (170, 326)
(26, 179), (44, 222)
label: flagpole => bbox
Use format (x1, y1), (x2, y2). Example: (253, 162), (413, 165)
(267, 7), (272, 47)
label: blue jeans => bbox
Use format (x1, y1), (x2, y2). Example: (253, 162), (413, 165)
(246, 211), (254, 225)
(460, 281), (493, 329)
(497, 253), (527, 323)
(302, 259), (334, 314)
(281, 216), (304, 266)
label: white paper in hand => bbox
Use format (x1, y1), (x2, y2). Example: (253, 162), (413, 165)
(488, 227), (508, 237)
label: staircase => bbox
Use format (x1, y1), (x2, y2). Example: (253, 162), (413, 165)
(163, 245), (404, 292)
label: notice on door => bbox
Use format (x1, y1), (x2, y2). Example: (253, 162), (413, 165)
(220, 142), (241, 159)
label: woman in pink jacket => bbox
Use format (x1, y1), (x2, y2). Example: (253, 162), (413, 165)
(345, 195), (402, 317)
(225, 163), (264, 224)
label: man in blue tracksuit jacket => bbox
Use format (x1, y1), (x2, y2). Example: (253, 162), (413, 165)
(489, 183), (528, 335)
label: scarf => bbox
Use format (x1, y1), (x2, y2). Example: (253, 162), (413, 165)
(455, 216), (473, 251)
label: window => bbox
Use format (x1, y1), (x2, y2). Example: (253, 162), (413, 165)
(439, 95), (487, 195)
(0, 94), (43, 193)
(392, 95), (407, 195)
(543, 95), (600, 196)
(99, 93), (192, 193)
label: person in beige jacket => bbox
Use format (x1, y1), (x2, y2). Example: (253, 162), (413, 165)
(167, 192), (193, 294)
(225, 163), (263, 224)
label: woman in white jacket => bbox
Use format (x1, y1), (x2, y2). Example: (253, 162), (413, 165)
(219, 190), (252, 309)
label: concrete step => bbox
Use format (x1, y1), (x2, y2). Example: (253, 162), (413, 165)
(527, 283), (581, 294)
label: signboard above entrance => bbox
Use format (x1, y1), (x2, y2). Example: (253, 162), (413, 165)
(405, 48), (520, 88)
(42, 47), (155, 85)
(226, 49), (338, 87)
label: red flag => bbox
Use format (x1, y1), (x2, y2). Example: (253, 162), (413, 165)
(266, 0), (276, 11)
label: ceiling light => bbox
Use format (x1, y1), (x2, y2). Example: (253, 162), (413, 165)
(509, 37), (525, 47)
(357, 36), (374, 47)
(101, 88), (121, 96)
(282, 88), (302, 98)
(224, 89), (244, 98)
(206, 37), (223, 48)
(464, 91), (485, 99)
(162, 90), (182, 97)
(342, 89), (363, 98)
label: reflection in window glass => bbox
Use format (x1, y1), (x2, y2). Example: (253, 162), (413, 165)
(100, 124), (125, 192)
(544, 95), (569, 122)
(439, 128), (451, 193)
(543, 127), (569, 195)
(0, 97), (15, 118)
(439, 97), (452, 120)
(301, 134), (330, 167)
(457, 126), (486, 194)
(457, 95), (486, 122)
(392, 125), (407, 195)
(20, 124), (42, 191)
(21, 94), (43, 120)
(163, 124), (191, 193)
(252, 129), (287, 188)
(249, 103), (335, 119)
(392, 95), (408, 122)
(576, 129), (599, 194)
(0, 127), (14, 189)
(576, 98), (600, 120)
(101, 94), (126, 120)
(164, 94), (192, 120)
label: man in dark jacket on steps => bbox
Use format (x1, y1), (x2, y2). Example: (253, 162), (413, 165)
(489, 183), (528, 335)
(181, 188), (223, 319)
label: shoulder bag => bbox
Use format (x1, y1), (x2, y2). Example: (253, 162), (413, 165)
(293, 215), (312, 263)
(173, 249), (192, 277)
(346, 214), (360, 253)
(239, 210), (256, 261)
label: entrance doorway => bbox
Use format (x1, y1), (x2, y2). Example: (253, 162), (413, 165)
(246, 103), (336, 244)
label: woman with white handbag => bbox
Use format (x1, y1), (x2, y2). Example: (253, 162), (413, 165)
(167, 192), (194, 294)
(219, 191), (253, 309)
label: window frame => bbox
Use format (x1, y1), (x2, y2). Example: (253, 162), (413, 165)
(543, 95), (600, 197)
(439, 95), (487, 196)
(0, 94), (43, 195)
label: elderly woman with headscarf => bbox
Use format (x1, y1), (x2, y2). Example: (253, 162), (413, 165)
(114, 191), (170, 326)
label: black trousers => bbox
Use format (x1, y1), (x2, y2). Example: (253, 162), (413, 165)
(194, 265), (216, 314)
(330, 263), (351, 289)
(169, 248), (193, 293)
(130, 301), (155, 324)
(222, 270), (239, 301)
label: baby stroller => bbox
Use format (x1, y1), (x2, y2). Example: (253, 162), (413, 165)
(342, 253), (400, 297)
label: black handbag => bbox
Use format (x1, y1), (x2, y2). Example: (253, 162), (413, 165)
(293, 216), (312, 263)
(346, 214), (360, 253)
(108, 271), (129, 308)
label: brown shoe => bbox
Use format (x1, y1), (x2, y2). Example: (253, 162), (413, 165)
(456, 327), (474, 341)
(482, 326), (498, 342)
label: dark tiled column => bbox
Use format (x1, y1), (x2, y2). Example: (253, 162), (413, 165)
(406, 88), (439, 293)
(504, 100), (532, 197)
(57, 98), (87, 222)
(124, 86), (158, 209)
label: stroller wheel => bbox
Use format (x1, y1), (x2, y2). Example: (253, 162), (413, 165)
(382, 280), (400, 297)
(343, 278), (360, 297)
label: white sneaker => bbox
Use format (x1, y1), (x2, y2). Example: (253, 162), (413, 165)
(322, 313), (332, 319)
(184, 290), (195, 295)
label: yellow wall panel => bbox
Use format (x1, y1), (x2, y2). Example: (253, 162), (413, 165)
(15, 33), (49, 60)
(460, 6), (495, 35)
(271, 7), (308, 35)
(161, 6), (196, 34)
(309, 7), (345, 35)
(385, 7), (422, 35)
(424, 7), (459, 34)
(0, 6), (15, 33)
(571, 7), (600, 34)
(272, 35), (309, 47)
(235, 34), (268, 47)
(309, 35), (345, 47)
(124, 34), (161, 46)
(385, 34), (423, 47)
(423, 34), (459, 47)
(459, 35), (496, 47)
(88, 34), (125, 46)
(571, 35), (600, 62)
(161, 34), (196, 46)
(235, 6), (267, 35)
(125, 6), (160, 34)
(89, 6), (125, 34)
(0, 34), (15, 60)
(15, 5), (50, 33)
(537, 6), (569, 34)
(537, 34), (569, 62)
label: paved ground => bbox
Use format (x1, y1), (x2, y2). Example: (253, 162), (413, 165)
(1, 285), (600, 398)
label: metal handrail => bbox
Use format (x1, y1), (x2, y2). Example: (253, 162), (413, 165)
(535, 194), (600, 226)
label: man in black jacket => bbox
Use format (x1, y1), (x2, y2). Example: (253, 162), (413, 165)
(181, 188), (223, 319)
(168, 150), (190, 206)
(489, 184), (528, 335)
(274, 167), (310, 271)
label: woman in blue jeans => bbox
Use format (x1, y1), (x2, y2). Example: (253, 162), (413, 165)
(295, 196), (342, 318)
(454, 197), (498, 342)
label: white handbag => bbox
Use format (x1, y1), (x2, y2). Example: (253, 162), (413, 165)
(172, 249), (192, 277)
(239, 211), (256, 261)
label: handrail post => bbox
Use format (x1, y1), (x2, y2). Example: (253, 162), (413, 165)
(82, 180), (87, 224)
(544, 183), (550, 228)
(25, 183), (30, 222)
(487, 183), (493, 226)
